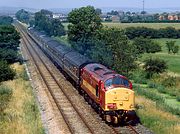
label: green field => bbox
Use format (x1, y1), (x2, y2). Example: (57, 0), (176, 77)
(141, 38), (180, 74)
(103, 22), (180, 29)
(63, 22), (180, 30)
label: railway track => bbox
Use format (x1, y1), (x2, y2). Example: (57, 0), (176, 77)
(16, 24), (94, 134)
(15, 22), (153, 134)
(111, 125), (140, 134)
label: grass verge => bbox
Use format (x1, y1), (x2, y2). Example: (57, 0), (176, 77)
(0, 63), (44, 134)
(136, 95), (180, 134)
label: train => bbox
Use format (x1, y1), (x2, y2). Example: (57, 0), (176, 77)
(27, 26), (139, 125)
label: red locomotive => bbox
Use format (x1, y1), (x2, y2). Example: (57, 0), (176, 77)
(81, 63), (136, 124)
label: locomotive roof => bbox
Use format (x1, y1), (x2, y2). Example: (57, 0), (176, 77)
(84, 63), (117, 81)
(64, 51), (92, 68)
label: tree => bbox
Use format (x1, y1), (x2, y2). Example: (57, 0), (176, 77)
(51, 19), (65, 36)
(107, 10), (119, 15)
(95, 8), (102, 15)
(96, 28), (137, 76)
(15, 9), (31, 24)
(143, 58), (167, 78)
(0, 16), (13, 25)
(34, 9), (65, 37)
(87, 39), (113, 67)
(34, 10), (49, 30)
(68, 6), (102, 54)
(0, 25), (20, 51)
(172, 45), (179, 54)
(141, 11), (147, 15)
(132, 37), (161, 54)
(147, 41), (161, 53)
(0, 48), (18, 63)
(153, 13), (160, 20)
(166, 41), (176, 54)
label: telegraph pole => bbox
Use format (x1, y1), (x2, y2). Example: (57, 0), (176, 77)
(142, 0), (145, 21)
(143, 0), (145, 13)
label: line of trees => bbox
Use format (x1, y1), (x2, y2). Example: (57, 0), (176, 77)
(0, 16), (13, 25)
(15, 9), (66, 37)
(125, 27), (180, 39)
(0, 18), (20, 82)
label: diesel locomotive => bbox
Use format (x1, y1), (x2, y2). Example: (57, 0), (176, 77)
(27, 26), (138, 125)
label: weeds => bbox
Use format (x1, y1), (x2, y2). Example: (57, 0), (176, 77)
(135, 85), (180, 116)
(136, 95), (180, 134)
(0, 85), (13, 113)
(131, 70), (147, 84)
(161, 76), (177, 87)
(0, 64), (44, 134)
(19, 67), (29, 81)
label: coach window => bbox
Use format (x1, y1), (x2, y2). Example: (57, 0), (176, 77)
(96, 85), (99, 97)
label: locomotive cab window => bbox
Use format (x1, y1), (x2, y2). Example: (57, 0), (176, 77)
(105, 76), (129, 88)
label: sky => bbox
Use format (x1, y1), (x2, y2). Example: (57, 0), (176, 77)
(0, 0), (180, 9)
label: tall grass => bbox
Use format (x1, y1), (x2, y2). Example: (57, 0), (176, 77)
(0, 85), (12, 113)
(135, 85), (180, 116)
(0, 63), (44, 134)
(136, 95), (180, 134)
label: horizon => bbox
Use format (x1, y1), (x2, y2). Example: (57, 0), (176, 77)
(1, 0), (180, 9)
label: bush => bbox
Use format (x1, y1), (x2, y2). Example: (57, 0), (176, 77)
(143, 58), (167, 78)
(0, 60), (16, 82)
(132, 37), (161, 54)
(135, 86), (180, 116)
(157, 85), (167, 94)
(161, 76), (176, 88)
(147, 81), (157, 88)
(0, 85), (13, 113)
(131, 70), (147, 84)
(176, 96), (180, 102)
(0, 48), (18, 64)
(135, 86), (164, 102)
(20, 68), (29, 81)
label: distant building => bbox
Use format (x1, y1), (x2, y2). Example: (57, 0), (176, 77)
(52, 13), (68, 22)
(159, 15), (165, 20)
(159, 13), (180, 21)
(111, 15), (120, 22)
(168, 14), (179, 20)
(100, 14), (108, 21)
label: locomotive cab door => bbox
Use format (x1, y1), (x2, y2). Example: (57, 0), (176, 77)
(96, 85), (99, 97)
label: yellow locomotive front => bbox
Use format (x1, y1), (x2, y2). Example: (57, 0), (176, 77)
(100, 75), (137, 124)
(105, 87), (135, 111)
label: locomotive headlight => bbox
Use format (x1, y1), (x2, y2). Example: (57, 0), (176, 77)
(107, 103), (117, 109)
(130, 104), (135, 108)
